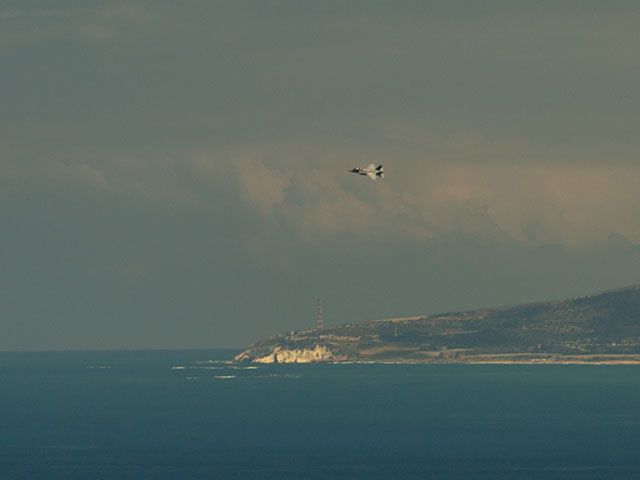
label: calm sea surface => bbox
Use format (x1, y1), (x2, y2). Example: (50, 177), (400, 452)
(1, 349), (639, 479)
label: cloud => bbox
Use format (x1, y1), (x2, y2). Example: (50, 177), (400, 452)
(71, 163), (110, 190)
(235, 153), (292, 215)
(76, 4), (150, 43)
(4, 133), (640, 251)
(1, 149), (199, 208)
(401, 160), (640, 248)
(215, 140), (640, 249)
(78, 23), (113, 43)
(0, 8), (90, 20)
(0, 4), (151, 47)
(280, 168), (378, 240)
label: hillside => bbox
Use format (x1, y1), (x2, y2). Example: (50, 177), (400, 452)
(235, 286), (640, 364)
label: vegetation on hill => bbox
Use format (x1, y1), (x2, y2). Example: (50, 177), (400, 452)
(235, 286), (640, 363)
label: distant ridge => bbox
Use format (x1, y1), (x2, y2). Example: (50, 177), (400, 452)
(235, 286), (640, 364)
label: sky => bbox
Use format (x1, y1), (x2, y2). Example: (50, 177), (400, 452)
(2, 1), (640, 350)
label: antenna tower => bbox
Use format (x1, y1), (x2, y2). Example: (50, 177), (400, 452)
(316, 298), (323, 330)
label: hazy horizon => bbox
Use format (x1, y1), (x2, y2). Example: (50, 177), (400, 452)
(3, 1), (640, 350)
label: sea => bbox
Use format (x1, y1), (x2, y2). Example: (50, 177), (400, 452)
(1, 349), (639, 479)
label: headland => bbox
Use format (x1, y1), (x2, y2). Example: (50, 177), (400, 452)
(235, 286), (640, 364)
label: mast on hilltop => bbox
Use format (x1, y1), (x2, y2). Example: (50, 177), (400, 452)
(316, 298), (323, 331)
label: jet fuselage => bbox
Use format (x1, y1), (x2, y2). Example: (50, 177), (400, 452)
(350, 164), (384, 180)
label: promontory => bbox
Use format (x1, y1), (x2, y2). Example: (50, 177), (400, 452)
(235, 286), (640, 364)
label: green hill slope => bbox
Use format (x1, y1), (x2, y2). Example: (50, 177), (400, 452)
(235, 286), (640, 364)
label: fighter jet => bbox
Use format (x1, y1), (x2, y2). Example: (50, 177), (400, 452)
(350, 164), (384, 180)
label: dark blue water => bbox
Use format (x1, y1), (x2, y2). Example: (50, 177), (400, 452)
(1, 350), (639, 479)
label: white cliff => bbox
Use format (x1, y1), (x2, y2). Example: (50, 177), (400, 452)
(236, 344), (335, 363)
